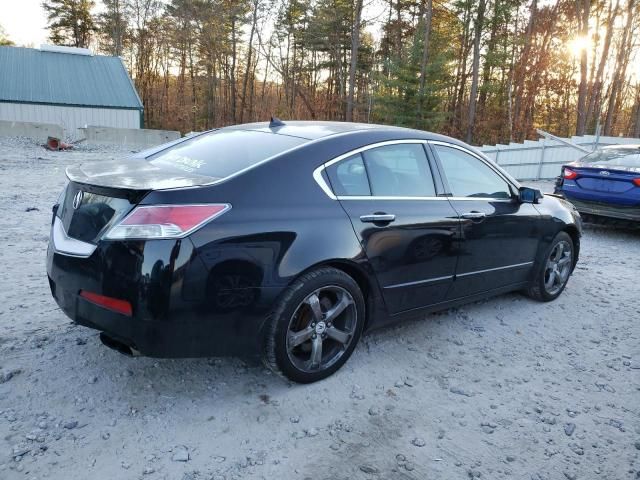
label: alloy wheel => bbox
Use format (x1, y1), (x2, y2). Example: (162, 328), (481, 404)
(543, 240), (572, 295)
(286, 286), (357, 373)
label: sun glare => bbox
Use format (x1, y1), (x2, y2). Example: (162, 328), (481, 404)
(568, 35), (592, 57)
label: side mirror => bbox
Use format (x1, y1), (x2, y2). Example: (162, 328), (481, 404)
(519, 186), (543, 204)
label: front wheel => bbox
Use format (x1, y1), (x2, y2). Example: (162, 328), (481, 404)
(526, 231), (575, 302)
(262, 267), (365, 383)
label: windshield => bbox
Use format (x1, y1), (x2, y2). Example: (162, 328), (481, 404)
(148, 130), (307, 178)
(579, 147), (640, 172)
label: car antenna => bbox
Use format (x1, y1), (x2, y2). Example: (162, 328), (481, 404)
(269, 116), (286, 128)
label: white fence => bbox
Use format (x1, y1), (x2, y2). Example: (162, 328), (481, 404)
(478, 134), (639, 180)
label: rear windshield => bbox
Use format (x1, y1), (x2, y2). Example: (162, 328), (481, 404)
(148, 130), (306, 178)
(580, 147), (640, 172)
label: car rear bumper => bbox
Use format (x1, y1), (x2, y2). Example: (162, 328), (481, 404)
(554, 189), (640, 221)
(46, 237), (281, 358)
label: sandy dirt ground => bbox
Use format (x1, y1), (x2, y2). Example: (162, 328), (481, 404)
(0, 137), (638, 480)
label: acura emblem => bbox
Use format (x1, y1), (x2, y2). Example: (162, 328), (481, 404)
(72, 190), (84, 209)
(599, 170), (610, 176)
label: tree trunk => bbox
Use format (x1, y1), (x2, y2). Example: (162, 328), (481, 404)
(240, 0), (259, 124)
(450, 1), (473, 133)
(576, 0), (590, 135)
(466, 0), (487, 144)
(188, 39), (197, 132)
(506, 12), (519, 141)
(512, 0), (537, 139)
(346, 0), (364, 122)
(416, 0), (433, 124)
(585, 0), (618, 132)
(604, 0), (635, 135)
(633, 85), (640, 137)
(477, 1), (499, 117)
(230, 13), (237, 123)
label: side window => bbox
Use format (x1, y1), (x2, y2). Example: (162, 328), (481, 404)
(361, 143), (436, 197)
(433, 145), (511, 199)
(326, 153), (371, 196)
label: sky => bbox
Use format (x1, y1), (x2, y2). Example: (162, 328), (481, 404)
(2, 0), (49, 47)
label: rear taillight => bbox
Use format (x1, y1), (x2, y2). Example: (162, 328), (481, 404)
(80, 291), (133, 316)
(563, 168), (578, 180)
(633, 178), (640, 187)
(105, 204), (230, 240)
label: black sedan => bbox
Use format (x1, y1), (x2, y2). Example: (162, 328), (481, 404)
(47, 121), (581, 383)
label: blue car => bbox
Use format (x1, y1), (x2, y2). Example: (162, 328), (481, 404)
(555, 145), (640, 225)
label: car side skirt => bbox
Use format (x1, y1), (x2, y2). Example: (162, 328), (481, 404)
(366, 281), (530, 331)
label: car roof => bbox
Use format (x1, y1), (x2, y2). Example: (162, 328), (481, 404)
(133, 121), (472, 163)
(223, 120), (451, 142)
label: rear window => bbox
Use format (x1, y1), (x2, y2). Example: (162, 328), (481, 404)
(325, 143), (436, 197)
(580, 147), (640, 172)
(148, 130), (306, 178)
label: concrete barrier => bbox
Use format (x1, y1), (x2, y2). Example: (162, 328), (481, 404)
(79, 126), (181, 148)
(0, 120), (63, 142)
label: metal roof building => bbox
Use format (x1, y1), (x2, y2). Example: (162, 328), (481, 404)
(0, 45), (143, 136)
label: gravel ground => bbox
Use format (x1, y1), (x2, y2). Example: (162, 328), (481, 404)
(0, 137), (639, 480)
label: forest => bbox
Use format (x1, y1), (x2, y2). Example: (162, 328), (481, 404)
(14, 0), (640, 144)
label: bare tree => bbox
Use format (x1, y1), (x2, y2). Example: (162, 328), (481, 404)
(604, 0), (636, 135)
(585, 0), (619, 132)
(466, 0), (487, 143)
(346, 0), (364, 121)
(575, 0), (590, 135)
(416, 0), (433, 124)
(240, 0), (260, 123)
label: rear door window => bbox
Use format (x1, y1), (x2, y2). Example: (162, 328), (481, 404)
(361, 143), (436, 197)
(326, 154), (371, 196)
(148, 130), (306, 178)
(325, 143), (437, 197)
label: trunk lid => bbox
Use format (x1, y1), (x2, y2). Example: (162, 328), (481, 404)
(571, 165), (637, 194)
(58, 182), (142, 244)
(66, 158), (219, 190)
(60, 158), (219, 244)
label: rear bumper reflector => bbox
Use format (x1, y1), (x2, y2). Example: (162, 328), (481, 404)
(80, 291), (133, 317)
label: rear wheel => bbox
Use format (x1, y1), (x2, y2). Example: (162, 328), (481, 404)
(263, 267), (365, 383)
(526, 231), (574, 302)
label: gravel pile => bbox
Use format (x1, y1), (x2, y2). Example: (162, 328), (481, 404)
(0, 137), (638, 480)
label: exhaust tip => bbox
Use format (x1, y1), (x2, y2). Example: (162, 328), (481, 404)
(99, 333), (141, 357)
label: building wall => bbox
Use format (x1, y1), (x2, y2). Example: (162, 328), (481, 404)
(0, 102), (140, 139)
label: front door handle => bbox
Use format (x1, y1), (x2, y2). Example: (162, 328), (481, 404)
(461, 211), (486, 220)
(360, 213), (396, 223)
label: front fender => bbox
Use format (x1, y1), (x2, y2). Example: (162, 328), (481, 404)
(533, 195), (582, 267)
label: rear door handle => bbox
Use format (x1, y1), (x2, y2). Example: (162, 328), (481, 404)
(360, 214), (396, 223)
(461, 211), (486, 220)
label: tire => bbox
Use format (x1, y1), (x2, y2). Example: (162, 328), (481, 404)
(526, 231), (574, 302)
(262, 267), (365, 383)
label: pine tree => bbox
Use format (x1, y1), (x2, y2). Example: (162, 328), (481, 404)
(97, 0), (130, 56)
(374, 0), (455, 131)
(0, 25), (14, 46)
(42, 0), (95, 48)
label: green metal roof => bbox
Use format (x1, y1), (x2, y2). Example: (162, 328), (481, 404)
(0, 46), (143, 110)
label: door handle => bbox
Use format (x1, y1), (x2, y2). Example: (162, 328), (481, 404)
(360, 214), (396, 223)
(461, 211), (486, 220)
